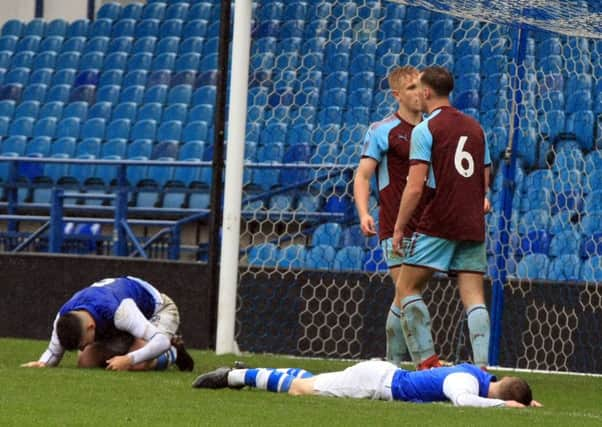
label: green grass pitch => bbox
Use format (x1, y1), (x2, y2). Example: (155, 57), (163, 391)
(1, 338), (601, 426)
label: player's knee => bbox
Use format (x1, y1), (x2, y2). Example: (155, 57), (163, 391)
(288, 378), (314, 396)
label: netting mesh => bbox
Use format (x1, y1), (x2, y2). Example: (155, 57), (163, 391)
(234, 0), (602, 372)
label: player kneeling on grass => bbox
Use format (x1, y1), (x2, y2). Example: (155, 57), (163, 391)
(192, 361), (542, 408)
(21, 276), (194, 372)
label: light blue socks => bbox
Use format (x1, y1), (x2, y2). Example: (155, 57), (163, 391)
(399, 295), (436, 364)
(386, 304), (408, 365)
(466, 304), (490, 366)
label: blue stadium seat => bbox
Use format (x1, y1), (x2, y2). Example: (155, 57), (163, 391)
(39, 101), (64, 121)
(108, 36), (132, 55)
(76, 137), (101, 157)
(142, 2), (165, 20)
(132, 36), (156, 55)
(165, 85), (191, 106)
(123, 70), (147, 88)
(166, 2), (189, 20)
(202, 36), (219, 56)
(580, 256), (602, 281)
(183, 121), (208, 144)
(317, 107), (342, 126)
(32, 117), (56, 139)
(23, 18), (45, 37)
(26, 136), (51, 156)
(10, 51), (34, 70)
(333, 246), (365, 271)
(121, 2), (142, 20)
(170, 71), (196, 88)
(260, 123), (287, 145)
(55, 117), (81, 140)
(104, 118), (129, 145)
(16, 35), (41, 53)
(66, 19), (88, 38)
(173, 53), (201, 74)
(146, 70), (171, 88)
(109, 102), (134, 122)
(97, 2), (122, 20)
(189, 2), (211, 20)
(1, 136), (26, 155)
(134, 19), (160, 39)
(581, 210), (602, 237)
(247, 243), (279, 268)
(304, 244), (336, 270)
(157, 120), (182, 144)
(159, 19), (183, 39)
(119, 85), (144, 104)
(152, 53), (176, 73)
(179, 36), (203, 55)
(83, 36), (108, 56)
(514, 254), (550, 280)
(143, 84), (167, 104)
(136, 102), (161, 122)
(88, 18), (112, 39)
(546, 254), (580, 281)
(14, 100), (40, 120)
(362, 247), (388, 272)
(580, 232), (602, 259)
(61, 37), (85, 55)
(56, 52), (80, 71)
(80, 118), (105, 142)
(277, 244), (306, 269)
(8, 116), (33, 137)
(69, 84), (95, 104)
(0, 100), (15, 119)
(193, 85), (216, 105)
(127, 53), (152, 73)
(183, 19), (208, 39)
(163, 103), (186, 123)
(50, 136), (76, 156)
(131, 119), (156, 144)
(0, 34), (17, 52)
(1, 19), (22, 37)
(111, 19), (135, 39)
(312, 222), (343, 247)
(155, 37), (179, 56)
(20, 84), (47, 103)
(62, 101), (87, 121)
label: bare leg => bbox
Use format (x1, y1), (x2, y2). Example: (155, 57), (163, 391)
(288, 377), (317, 396)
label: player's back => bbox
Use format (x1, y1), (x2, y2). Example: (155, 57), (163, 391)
(391, 363), (493, 403)
(59, 277), (158, 332)
(411, 106), (489, 242)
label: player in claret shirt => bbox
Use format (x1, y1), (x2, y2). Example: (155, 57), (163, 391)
(353, 65), (428, 367)
(192, 361), (541, 409)
(392, 66), (492, 370)
(22, 276), (194, 372)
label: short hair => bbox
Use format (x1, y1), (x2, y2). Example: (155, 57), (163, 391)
(498, 377), (533, 406)
(56, 312), (84, 350)
(388, 65), (418, 90)
(420, 66), (454, 97)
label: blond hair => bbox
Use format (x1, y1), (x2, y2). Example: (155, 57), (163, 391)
(388, 66), (419, 91)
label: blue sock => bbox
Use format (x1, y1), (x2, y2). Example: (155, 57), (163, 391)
(399, 295), (436, 364)
(467, 304), (490, 366)
(243, 368), (296, 393)
(154, 346), (177, 371)
(386, 304), (408, 365)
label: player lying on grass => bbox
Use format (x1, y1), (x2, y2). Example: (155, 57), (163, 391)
(192, 361), (542, 408)
(21, 276), (194, 371)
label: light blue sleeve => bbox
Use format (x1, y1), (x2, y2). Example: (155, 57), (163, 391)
(483, 130), (492, 166)
(410, 122), (433, 163)
(361, 125), (388, 162)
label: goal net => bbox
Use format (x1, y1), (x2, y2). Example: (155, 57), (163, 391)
(232, 0), (602, 373)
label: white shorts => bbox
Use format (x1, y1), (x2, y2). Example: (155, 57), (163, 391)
(312, 361), (397, 401)
(150, 293), (180, 337)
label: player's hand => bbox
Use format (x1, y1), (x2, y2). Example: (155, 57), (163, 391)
(392, 230), (404, 257)
(106, 355), (133, 371)
(484, 197), (492, 214)
(530, 400), (543, 407)
(21, 361), (47, 368)
(359, 214), (377, 236)
(504, 400), (526, 408)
